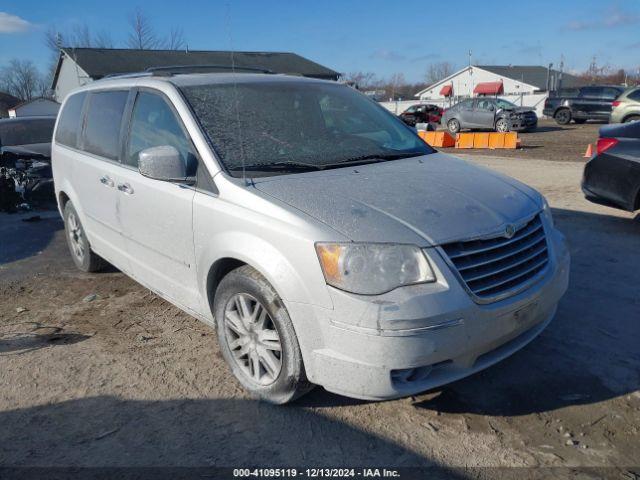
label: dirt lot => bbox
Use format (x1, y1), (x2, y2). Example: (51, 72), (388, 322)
(439, 118), (603, 162)
(0, 155), (639, 476)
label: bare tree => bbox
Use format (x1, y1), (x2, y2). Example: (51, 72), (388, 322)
(44, 24), (113, 53)
(127, 8), (160, 50)
(425, 61), (455, 84)
(344, 71), (379, 90)
(387, 73), (406, 100)
(165, 27), (186, 50)
(0, 59), (46, 101)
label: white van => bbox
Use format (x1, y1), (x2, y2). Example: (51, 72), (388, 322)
(52, 71), (570, 403)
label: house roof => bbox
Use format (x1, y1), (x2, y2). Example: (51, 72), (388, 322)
(477, 65), (585, 90)
(0, 91), (21, 113)
(52, 47), (340, 88)
(10, 97), (60, 110)
(415, 65), (585, 97)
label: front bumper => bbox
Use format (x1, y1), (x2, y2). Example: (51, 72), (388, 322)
(509, 116), (538, 131)
(287, 225), (570, 400)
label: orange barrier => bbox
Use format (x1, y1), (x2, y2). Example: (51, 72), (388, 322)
(455, 132), (519, 149)
(583, 144), (593, 158)
(418, 130), (456, 148)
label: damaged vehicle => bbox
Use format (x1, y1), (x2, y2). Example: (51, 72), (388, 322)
(52, 71), (569, 403)
(442, 97), (538, 134)
(0, 116), (56, 212)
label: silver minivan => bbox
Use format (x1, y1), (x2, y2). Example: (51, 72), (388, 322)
(52, 72), (570, 403)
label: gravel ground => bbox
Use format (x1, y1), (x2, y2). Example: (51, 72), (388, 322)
(439, 119), (603, 162)
(0, 155), (639, 476)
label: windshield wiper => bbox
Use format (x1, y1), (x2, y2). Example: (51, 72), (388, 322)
(323, 151), (423, 168)
(228, 161), (322, 172)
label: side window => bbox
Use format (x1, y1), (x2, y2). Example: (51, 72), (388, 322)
(83, 91), (129, 160)
(580, 87), (601, 99)
(628, 89), (640, 102)
(55, 92), (87, 148)
(405, 106), (416, 113)
(600, 88), (621, 100)
(125, 91), (196, 174)
(477, 99), (493, 110)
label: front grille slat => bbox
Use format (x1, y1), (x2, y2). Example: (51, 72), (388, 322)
(457, 232), (546, 272)
(441, 215), (549, 302)
(446, 222), (543, 259)
(463, 243), (548, 283)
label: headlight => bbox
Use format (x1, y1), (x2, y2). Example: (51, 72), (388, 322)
(315, 243), (435, 295)
(541, 197), (554, 227)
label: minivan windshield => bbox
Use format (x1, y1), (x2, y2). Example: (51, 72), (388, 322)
(180, 80), (434, 176)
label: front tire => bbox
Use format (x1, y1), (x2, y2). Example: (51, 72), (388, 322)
(214, 265), (313, 404)
(495, 118), (510, 132)
(63, 202), (106, 273)
(554, 108), (571, 125)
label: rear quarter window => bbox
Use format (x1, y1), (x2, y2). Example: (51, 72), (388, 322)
(55, 92), (87, 148)
(83, 91), (129, 160)
(627, 89), (640, 102)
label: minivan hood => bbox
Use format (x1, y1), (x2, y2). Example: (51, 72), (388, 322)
(252, 153), (542, 246)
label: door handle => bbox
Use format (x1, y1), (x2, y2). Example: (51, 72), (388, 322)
(99, 175), (114, 188)
(117, 183), (134, 195)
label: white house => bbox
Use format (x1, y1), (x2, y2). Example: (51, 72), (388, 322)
(413, 65), (584, 117)
(8, 98), (60, 118)
(51, 47), (341, 102)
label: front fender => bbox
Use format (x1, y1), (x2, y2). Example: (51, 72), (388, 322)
(195, 229), (333, 320)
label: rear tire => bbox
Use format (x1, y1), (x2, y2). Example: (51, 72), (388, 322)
(214, 265), (313, 404)
(623, 115), (640, 123)
(63, 202), (106, 273)
(447, 118), (461, 134)
(554, 109), (571, 125)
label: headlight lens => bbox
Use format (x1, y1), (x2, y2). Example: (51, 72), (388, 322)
(541, 197), (554, 227)
(315, 243), (435, 295)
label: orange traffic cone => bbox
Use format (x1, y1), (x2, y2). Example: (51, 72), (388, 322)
(583, 144), (593, 158)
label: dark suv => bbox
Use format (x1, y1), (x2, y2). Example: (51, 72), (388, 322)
(543, 85), (625, 125)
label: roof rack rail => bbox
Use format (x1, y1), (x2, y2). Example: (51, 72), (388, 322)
(100, 65), (274, 81)
(145, 64), (274, 75)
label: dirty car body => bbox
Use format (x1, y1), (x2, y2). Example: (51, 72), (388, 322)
(442, 97), (537, 134)
(52, 73), (569, 402)
(0, 117), (56, 209)
(582, 121), (640, 212)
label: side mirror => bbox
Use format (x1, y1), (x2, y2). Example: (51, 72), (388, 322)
(138, 146), (190, 183)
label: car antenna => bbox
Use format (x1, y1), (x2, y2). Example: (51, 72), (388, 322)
(225, 2), (249, 186)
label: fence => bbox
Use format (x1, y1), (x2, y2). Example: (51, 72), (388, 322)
(379, 93), (550, 117)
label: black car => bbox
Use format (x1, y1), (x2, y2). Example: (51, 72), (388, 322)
(441, 97), (537, 134)
(582, 121), (640, 212)
(543, 85), (626, 125)
(0, 116), (56, 211)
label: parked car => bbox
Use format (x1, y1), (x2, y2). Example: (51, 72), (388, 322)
(441, 97), (538, 134)
(609, 86), (640, 124)
(582, 121), (640, 212)
(543, 85), (626, 125)
(398, 104), (443, 126)
(52, 72), (569, 403)
(0, 116), (55, 157)
(0, 116), (56, 211)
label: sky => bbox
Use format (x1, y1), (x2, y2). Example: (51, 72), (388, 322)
(1, 0), (640, 83)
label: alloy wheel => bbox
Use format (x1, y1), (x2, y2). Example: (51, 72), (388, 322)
(67, 212), (85, 262)
(223, 293), (283, 386)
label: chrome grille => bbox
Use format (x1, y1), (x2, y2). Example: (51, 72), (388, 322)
(441, 215), (549, 302)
